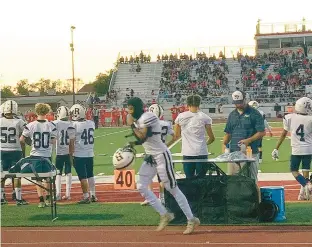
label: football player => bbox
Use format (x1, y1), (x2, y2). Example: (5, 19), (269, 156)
(0, 100), (28, 205)
(248, 101), (273, 164)
(20, 103), (57, 207)
(127, 97), (200, 235)
(53, 106), (75, 200)
(272, 97), (312, 200)
(70, 104), (97, 204)
(141, 104), (174, 206)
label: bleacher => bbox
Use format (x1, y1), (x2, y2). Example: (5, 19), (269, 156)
(110, 62), (163, 105)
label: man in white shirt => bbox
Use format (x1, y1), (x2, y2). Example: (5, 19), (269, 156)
(168, 95), (215, 178)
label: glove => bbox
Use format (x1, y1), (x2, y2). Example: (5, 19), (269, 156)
(272, 149), (279, 161)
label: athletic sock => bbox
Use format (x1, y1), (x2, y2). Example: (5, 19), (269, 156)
(15, 188), (22, 200)
(65, 173), (72, 197)
(39, 196), (44, 202)
(88, 177), (96, 197)
(55, 174), (62, 197)
(83, 193), (89, 199)
(1, 188), (4, 200)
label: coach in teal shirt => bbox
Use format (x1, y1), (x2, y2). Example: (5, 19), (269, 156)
(223, 91), (266, 182)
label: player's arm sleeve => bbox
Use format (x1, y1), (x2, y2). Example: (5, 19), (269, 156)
(22, 124), (31, 138)
(50, 122), (57, 139)
(264, 119), (271, 131)
(168, 122), (174, 135)
(283, 116), (290, 131)
(136, 115), (158, 128)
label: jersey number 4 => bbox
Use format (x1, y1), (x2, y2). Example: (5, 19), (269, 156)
(81, 128), (94, 145)
(296, 124), (305, 142)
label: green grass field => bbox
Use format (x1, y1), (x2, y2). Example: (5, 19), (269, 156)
(25, 122), (290, 176)
(2, 202), (312, 227)
(3, 121), (310, 227)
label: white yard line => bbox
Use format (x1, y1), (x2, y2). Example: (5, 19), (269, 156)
(94, 129), (129, 139)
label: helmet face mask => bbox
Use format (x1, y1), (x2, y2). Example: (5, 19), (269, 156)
(57, 106), (70, 120)
(149, 104), (164, 119)
(70, 104), (86, 121)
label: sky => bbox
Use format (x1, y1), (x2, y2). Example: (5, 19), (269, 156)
(1, 0), (312, 87)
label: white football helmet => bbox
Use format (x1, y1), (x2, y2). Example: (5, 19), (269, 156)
(149, 104), (164, 119)
(2, 100), (18, 115)
(70, 104), (86, 121)
(248, 100), (260, 109)
(295, 97), (312, 114)
(56, 106), (70, 120)
(112, 145), (136, 170)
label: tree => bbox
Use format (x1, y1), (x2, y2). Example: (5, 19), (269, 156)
(15, 79), (29, 95)
(32, 78), (57, 93)
(92, 70), (113, 96)
(0, 86), (15, 98)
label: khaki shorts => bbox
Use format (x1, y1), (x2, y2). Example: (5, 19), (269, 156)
(227, 154), (259, 183)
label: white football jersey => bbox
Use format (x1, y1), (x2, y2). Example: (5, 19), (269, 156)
(283, 113), (312, 155)
(159, 120), (174, 143)
(0, 117), (26, 151)
(135, 112), (167, 155)
(72, 120), (95, 157)
(53, 120), (75, 155)
(175, 111), (212, 156)
(22, 120), (57, 158)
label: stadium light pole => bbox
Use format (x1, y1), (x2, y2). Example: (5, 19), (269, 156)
(70, 26), (76, 104)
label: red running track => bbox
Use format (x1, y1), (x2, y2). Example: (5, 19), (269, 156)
(2, 226), (312, 247)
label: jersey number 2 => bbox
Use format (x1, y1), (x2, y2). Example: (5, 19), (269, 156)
(296, 124), (305, 142)
(161, 126), (168, 143)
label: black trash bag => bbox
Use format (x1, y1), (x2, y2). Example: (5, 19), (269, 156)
(164, 163), (259, 224)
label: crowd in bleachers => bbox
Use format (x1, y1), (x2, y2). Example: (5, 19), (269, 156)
(157, 52), (230, 105)
(239, 50), (312, 103)
(119, 51), (151, 64)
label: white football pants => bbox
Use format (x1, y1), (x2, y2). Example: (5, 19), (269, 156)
(137, 150), (194, 220)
